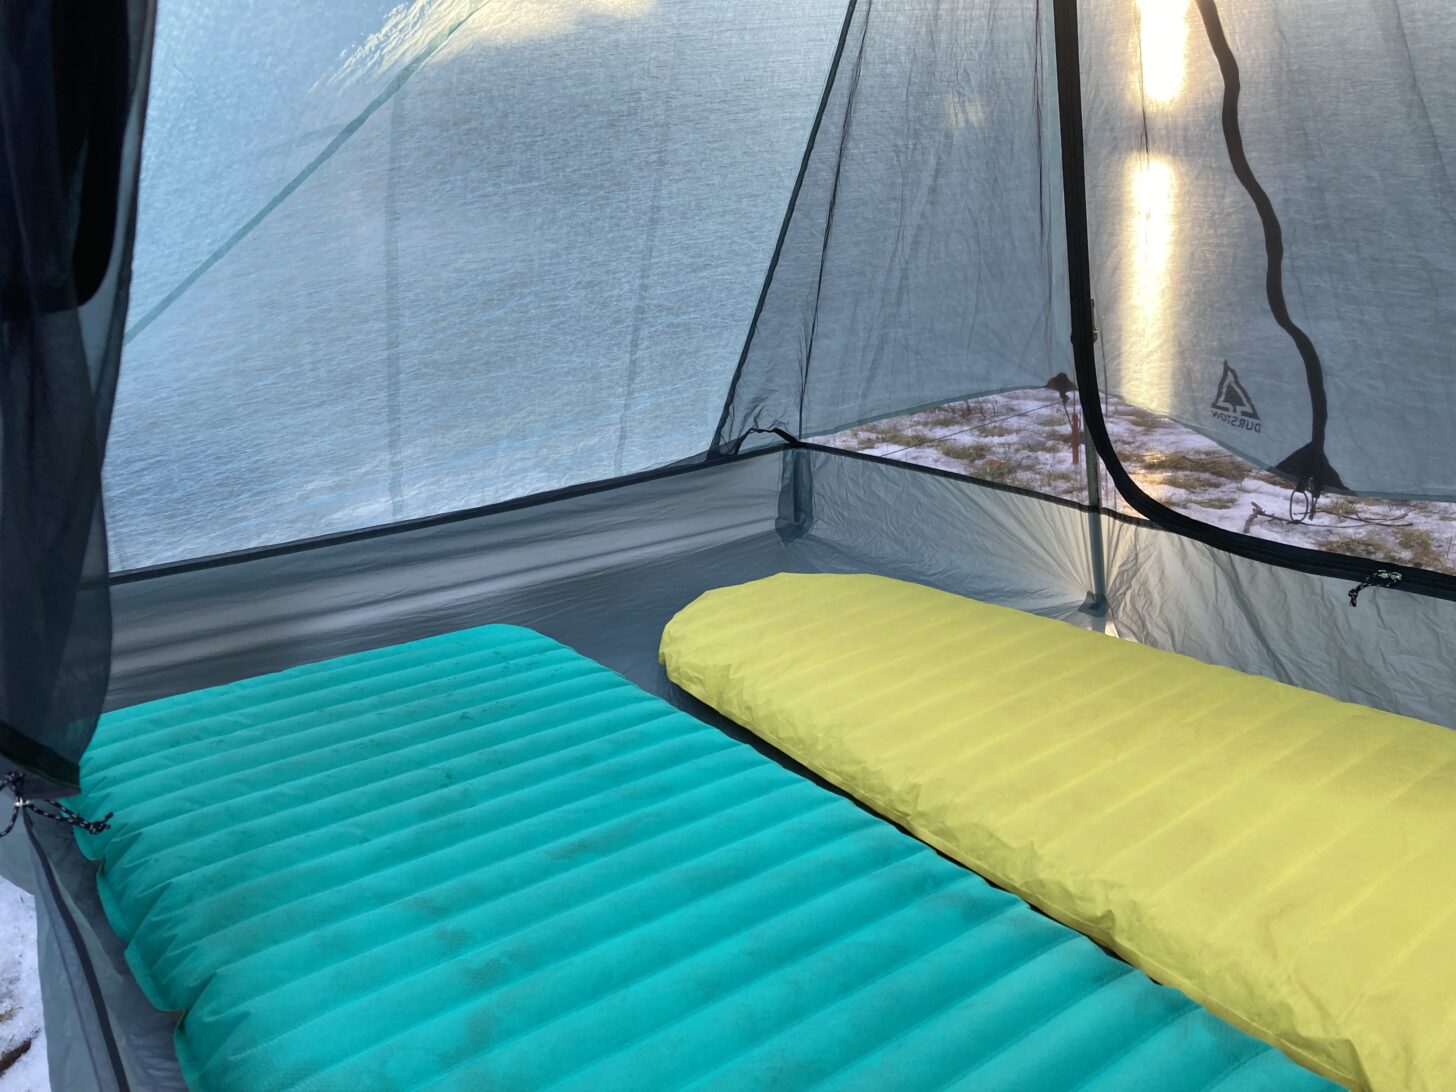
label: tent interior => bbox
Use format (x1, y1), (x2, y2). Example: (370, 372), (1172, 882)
(2, 0), (1454, 1089)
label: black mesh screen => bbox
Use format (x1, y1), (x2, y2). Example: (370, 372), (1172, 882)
(0, 2), (155, 783)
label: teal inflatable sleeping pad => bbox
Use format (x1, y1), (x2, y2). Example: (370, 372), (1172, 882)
(75, 625), (1334, 1091)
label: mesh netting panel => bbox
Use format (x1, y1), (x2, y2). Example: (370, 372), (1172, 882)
(717, 0), (1070, 449)
(1080, 0), (1456, 501)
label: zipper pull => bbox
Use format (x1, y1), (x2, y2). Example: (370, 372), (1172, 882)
(1348, 569), (1402, 608)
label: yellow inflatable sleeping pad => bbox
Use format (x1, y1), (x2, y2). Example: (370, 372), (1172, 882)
(660, 572), (1456, 1092)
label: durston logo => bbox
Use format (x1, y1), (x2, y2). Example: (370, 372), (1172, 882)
(1210, 360), (1261, 433)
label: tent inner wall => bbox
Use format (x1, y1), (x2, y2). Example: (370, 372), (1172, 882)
(105, 0), (849, 571)
(105, 449), (1102, 718)
(110, 446), (1453, 730)
(719, 0), (1456, 585)
(100, 0), (1456, 676)
(798, 449), (1456, 728)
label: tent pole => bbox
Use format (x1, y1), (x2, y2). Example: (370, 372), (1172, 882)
(1051, 0), (1108, 616)
(1080, 298), (1108, 614)
(1082, 419), (1108, 614)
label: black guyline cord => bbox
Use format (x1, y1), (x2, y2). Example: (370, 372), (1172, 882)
(1192, 0), (1345, 498)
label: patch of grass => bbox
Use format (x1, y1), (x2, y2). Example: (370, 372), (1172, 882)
(1394, 526), (1449, 572)
(1118, 405), (1167, 431)
(1323, 495), (1363, 519)
(968, 397), (1006, 421)
(921, 408), (964, 428)
(1314, 526), (1452, 573)
(875, 427), (937, 450)
(1140, 470), (1219, 494)
(835, 432), (880, 452)
(1195, 494), (1239, 510)
(1133, 448), (1252, 482)
(1041, 468), (1085, 492)
(938, 439), (994, 463)
(977, 463), (1022, 485)
(0, 1037), (34, 1080)
(926, 397), (1006, 424)
(1022, 435), (1065, 455)
(1320, 533), (1387, 561)
(972, 454), (1050, 490)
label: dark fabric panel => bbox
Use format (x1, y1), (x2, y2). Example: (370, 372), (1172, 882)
(717, 0), (1069, 450)
(0, 1), (155, 782)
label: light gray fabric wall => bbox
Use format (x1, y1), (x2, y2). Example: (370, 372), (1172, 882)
(798, 448), (1456, 727)
(0, 812), (186, 1092)
(108, 0), (847, 569)
(799, 448), (1100, 623)
(1104, 515), (1456, 728)
(109, 453), (790, 708)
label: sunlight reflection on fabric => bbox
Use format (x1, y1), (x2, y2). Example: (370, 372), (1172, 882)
(328, 0), (658, 90)
(1127, 155), (1175, 402)
(1136, 0), (1189, 104)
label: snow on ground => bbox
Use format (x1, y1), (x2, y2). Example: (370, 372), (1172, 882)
(0, 877), (48, 1092)
(818, 389), (1456, 576)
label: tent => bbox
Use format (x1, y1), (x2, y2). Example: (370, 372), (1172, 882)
(1, 0), (1453, 1087)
